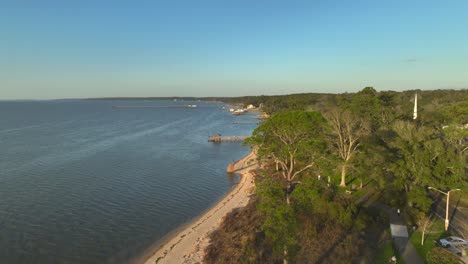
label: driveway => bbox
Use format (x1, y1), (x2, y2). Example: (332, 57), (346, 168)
(378, 204), (425, 264)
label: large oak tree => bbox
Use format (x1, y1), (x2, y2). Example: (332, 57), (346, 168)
(248, 111), (328, 204)
(247, 111), (328, 264)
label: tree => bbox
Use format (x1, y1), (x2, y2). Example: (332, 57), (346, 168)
(257, 178), (297, 261)
(386, 120), (466, 219)
(325, 109), (369, 187)
(414, 212), (433, 246)
(247, 111), (328, 205)
(389, 121), (465, 192)
(247, 111), (328, 264)
(348, 87), (382, 129)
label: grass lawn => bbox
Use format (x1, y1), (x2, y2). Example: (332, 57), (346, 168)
(409, 218), (447, 262)
(375, 240), (404, 264)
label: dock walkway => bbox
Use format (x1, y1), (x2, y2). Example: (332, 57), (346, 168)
(208, 135), (249, 142)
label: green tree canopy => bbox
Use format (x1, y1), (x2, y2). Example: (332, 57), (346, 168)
(387, 120), (466, 213)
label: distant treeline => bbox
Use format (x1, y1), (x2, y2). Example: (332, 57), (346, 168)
(84, 96), (222, 102)
(223, 89), (468, 118)
(85, 89), (467, 123)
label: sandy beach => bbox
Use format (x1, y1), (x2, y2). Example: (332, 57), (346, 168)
(143, 150), (258, 264)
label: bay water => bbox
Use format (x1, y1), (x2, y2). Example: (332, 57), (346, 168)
(0, 100), (256, 263)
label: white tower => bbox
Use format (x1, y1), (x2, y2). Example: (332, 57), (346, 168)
(413, 93), (418, 120)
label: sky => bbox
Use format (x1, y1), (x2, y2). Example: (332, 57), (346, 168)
(1, 0), (467, 99)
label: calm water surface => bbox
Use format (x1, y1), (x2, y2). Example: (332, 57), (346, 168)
(0, 100), (257, 264)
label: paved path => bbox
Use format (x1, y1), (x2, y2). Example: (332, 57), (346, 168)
(380, 204), (424, 264)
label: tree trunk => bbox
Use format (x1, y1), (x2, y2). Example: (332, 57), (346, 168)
(286, 182), (291, 205)
(285, 180), (291, 263)
(283, 251), (288, 264)
(340, 164), (347, 187)
(421, 218), (431, 245)
(421, 228), (425, 246)
(284, 182), (291, 264)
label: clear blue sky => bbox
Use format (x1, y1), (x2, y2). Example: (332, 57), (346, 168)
(1, 0), (467, 99)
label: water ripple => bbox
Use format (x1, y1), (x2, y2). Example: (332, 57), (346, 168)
(0, 101), (252, 264)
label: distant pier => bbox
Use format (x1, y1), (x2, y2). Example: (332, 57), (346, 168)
(232, 121), (259, 124)
(208, 135), (249, 143)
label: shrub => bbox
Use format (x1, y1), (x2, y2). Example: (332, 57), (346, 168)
(426, 247), (459, 264)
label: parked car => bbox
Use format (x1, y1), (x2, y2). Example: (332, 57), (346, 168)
(438, 236), (468, 247)
(445, 245), (463, 256)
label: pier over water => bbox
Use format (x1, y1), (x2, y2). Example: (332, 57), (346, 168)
(208, 135), (249, 143)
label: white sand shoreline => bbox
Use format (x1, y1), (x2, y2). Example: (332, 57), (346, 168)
(142, 150), (258, 264)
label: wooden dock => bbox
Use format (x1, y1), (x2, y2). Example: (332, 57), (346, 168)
(208, 135), (249, 142)
(232, 121), (259, 124)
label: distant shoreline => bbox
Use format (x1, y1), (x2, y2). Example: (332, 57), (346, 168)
(141, 150), (258, 264)
(112, 105), (219, 109)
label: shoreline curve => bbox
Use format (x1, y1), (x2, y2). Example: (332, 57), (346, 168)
(141, 150), (258, 264)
